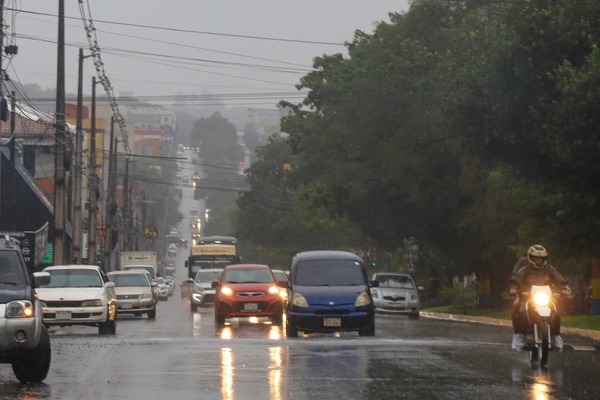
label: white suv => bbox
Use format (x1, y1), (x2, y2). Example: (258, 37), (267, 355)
(35, 265), (118, 335)
(0, 235), (52, 383)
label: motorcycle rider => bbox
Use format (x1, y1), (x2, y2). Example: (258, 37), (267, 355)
(509, 244), (570, 351)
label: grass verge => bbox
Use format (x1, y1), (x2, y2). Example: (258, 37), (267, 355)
(422, 306), (600, 331)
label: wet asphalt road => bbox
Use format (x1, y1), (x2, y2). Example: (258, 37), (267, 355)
(1, 292), (600, 400)
(3, 158), (600, 399)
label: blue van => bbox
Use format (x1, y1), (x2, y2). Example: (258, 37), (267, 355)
(284, 250), (376, 337)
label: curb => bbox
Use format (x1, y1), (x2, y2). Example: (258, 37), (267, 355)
(421, 312), (600, 342)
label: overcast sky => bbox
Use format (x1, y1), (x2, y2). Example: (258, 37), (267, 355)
(4, 0), (410, 108)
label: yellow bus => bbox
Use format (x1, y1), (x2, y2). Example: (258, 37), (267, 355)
(185, 236), (240, 279)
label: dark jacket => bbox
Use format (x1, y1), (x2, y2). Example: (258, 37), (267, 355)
(509, 257), (568, 293)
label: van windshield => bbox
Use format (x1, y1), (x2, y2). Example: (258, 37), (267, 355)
(295, 260), (365, 286)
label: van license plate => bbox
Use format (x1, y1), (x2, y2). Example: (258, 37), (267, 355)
(244, 303), (258, 311)
(323, 318), (341, 327)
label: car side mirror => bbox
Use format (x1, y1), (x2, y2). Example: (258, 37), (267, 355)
(278, 280), (290, 288)
(33, 271), (51, 287)
(211, 279), (221, 289)
(105, 281), (116, 289)
(369, 280), (379, 288)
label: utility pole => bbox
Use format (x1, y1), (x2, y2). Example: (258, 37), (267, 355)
(104, 117), (115, 272)
(123, 157), (130, 251)
(54, 0), (67, 265)
(88, 76), (98, 265)
(0, 0), (5, 224)
(72, 49), (85, 264)
(9, 92), (15, 166)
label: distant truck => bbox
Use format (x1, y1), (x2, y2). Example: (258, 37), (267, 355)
(119, 251), (158, 280)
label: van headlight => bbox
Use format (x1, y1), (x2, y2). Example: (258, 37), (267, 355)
(6, 300), (35, 318)
(291, 293), (308, 308)
(355, 292), (371, 307)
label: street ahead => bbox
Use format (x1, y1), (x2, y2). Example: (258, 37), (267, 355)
(1, 293), (599, 400)
(2, 148), (600, 399)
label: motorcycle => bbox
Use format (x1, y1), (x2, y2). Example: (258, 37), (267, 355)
(521, 285), (558, 366)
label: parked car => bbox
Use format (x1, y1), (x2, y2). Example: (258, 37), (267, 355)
(212, 264), (284, 324)
(284, 250), (376, 337)
(107, 270), (157, 319)
(0, 235), (52, 383)
(35, 265), (117, 335)
(190, 268), (223, 312)
(370, 272), (422, 319)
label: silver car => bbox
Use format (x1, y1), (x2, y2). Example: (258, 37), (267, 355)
(370, 272), (421, 319)
(190, 269), (223, 312)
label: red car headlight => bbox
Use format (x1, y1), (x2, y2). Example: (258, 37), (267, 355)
(221, 287), (234, 296)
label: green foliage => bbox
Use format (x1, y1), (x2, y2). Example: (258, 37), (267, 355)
(233, 0), (600, 300)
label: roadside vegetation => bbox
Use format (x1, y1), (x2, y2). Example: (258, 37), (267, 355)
(228, 0), (600, 312)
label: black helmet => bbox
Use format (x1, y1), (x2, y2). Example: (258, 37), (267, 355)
(527, 245), (548, 269)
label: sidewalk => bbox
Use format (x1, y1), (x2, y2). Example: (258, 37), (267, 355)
(421, 311), (600, 342)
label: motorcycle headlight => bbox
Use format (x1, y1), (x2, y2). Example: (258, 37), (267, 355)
(355, 292), (371, 307)
(6, 300), (34, 318)
(533, 292), (550, 307)
(81, 299), (103, 307)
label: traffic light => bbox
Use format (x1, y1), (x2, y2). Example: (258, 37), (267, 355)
(370, 260), (377, 268)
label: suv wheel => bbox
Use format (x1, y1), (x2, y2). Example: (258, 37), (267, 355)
(12, 325), (52, 383)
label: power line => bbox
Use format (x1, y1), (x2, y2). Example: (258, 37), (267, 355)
(78, 0), (131, 155)
(8, 7), (347, 46)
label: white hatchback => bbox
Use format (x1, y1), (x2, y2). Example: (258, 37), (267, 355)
(35, 265), (118, 335)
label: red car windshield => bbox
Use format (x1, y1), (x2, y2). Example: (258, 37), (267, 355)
(223, 269), (273, 284)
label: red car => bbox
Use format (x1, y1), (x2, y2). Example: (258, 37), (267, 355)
(212, 264), (284, 324)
